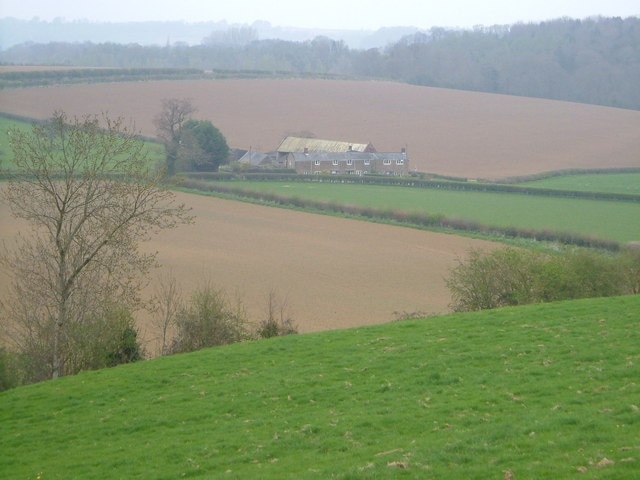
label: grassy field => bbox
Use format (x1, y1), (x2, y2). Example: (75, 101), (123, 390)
(1, 294), (638, 479)
(0, 115), (165, 171)
(518, 173), (640, 195)
(202, 180), (640, 243)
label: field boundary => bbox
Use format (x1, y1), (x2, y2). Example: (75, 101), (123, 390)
(178, 177), (623, 251)
(496, 167), (640, 184)
(185, 171), (640, 203)
(0, 68), (353, 89)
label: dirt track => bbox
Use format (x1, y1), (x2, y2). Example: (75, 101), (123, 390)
(1, 79), (638, 178)
(0, 190), (500, 351)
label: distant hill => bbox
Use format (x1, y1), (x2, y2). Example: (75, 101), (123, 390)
(1, 16), (638, 110)
(0, 17), (416, 50)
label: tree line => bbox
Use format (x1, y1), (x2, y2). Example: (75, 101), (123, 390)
(1, 16), (639, 109)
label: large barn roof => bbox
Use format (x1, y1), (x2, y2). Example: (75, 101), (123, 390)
(277, 136), (375, 153)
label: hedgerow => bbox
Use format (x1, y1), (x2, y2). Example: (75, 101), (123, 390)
(179, 178), (621, 250)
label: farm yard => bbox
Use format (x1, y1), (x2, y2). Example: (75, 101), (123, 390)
(1, 78), (639, 179)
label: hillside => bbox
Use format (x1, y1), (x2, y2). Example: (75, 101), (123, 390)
(1, 79), (639, 178)
(1, 295), (638, 479)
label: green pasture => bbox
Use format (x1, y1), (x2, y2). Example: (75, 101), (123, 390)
(518, 173), (640, 195)
(207, 180), (640, 243)
(0, 115), (165, 171)
(2, 294), (639, 479)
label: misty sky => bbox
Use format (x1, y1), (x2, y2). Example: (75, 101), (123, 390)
(1, 0), (638, 30)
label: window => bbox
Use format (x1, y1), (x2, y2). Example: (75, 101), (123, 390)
(332, 159), (339, 166)
(364, 159), (370, 165)
(396, 159), (404, 165)
(383, 158), (391, 165)
(347, 158), (353, 166)
(314, 159), (320, 166)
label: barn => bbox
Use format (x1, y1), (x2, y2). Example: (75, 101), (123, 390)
(275, 136), (408, 175)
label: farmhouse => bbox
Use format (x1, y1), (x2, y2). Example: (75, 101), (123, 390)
(275, 136), (409, 175)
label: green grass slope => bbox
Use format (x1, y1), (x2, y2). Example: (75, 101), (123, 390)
(0, 115), (165, 171)
(2, 296), (639, 479)
(516, 173), (640, 195)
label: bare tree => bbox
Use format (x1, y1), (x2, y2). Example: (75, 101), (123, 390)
(150, 272), (184, 356)
(1, 111), (193, 380)
(256, 289), (298, 338)
(154, 98), (196, 175)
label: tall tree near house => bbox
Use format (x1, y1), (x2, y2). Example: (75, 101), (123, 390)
(0, 111), (193, 380)
(179, 119), (230, 171)
(154, 98), (196, 175)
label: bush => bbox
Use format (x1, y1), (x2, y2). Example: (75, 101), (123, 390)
(169, 284), (248, 354)
(255, 290), (298, 339)
(0, 347), (22, 391)
(446, 248), (540, 311)
(619, 245), (640, 294)
(68, 305), (144, 374)
(105, 326), (144, 367)
(447, 247), (634, 312)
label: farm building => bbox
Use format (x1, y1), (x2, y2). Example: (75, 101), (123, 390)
(289, 151), (408, 175)
(275, 136), (408, 175)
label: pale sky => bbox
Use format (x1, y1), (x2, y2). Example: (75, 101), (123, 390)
(0, 0), (638, 30)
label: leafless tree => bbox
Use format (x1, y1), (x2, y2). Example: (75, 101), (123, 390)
(256, 289), (298, 338)
(150, 272), (184, 356)
(1, 111), (193, 380)
(154, 98), (196, 175)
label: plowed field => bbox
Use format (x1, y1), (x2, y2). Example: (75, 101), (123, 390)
(1, 79), (639, 178)
(0, 190), (500, 351)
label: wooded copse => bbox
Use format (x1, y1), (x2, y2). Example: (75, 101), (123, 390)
(1, 17), (638, 110)
(154, 98), (230, 174)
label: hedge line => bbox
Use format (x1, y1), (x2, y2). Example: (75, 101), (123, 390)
(0, 68), (205, 88)
(184, 171), (640, 203)
(0, 68), (351, 89)
(179, 178), (622, 251)
(496, 167), (640, 184)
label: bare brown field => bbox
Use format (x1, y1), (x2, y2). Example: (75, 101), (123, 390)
(1, 190), (500, 353)
(1, 79), (638, 178)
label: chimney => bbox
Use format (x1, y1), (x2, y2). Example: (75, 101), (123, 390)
(348, 145), (353, 151)
(304, 147), (309, 155)
(401, 147), (406, 154)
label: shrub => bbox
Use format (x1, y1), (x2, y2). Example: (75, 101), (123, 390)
(105, 326), (144, 367)
(255, 290), (298, 339)
(447, 248), (540, 311)
(0, 347), (22, 391)
(619, 245), (640, 294)
(447, 247), (632, 312)
(72, 305), (144, 373)
(169, 284), (248, 354)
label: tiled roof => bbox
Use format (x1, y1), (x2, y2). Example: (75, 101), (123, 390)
(290, 152), (406, 162)
(277, 136), (372, 153)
